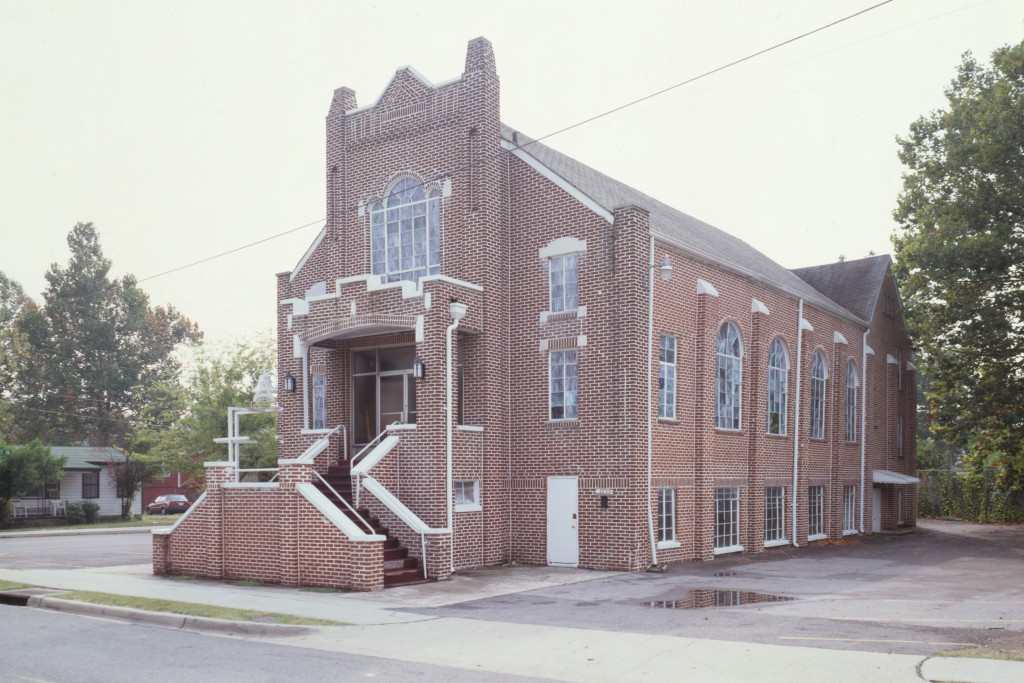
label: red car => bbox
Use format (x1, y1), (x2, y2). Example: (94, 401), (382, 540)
(147, 494), (191, 515)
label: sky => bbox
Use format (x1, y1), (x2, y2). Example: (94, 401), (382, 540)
(1, 0), (1020, 345)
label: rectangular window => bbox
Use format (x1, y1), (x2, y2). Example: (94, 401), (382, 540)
(897, 415), (904, 457)
(714, 487), (741, 553)
(764, 487), (786, 544)
(44, 480), (61, 499)
(896, 348), (903, 390)
(549, 349), (578, 420)
(658, 335), (676, 419)
(312, 372), (327, 430)
(658, 487), (676, 545)
(454, 479), (481, 512)
(82, 471), (99, 499)
(897, 489), (905, 524)
(843, 485), (857, 534)
(845, 385), (857, 442)
(808, 486), (824, 538)
(810, 368), (825, 439)
(549, 254), (579, 313)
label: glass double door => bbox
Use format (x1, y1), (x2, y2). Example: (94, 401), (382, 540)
(352, 346), (417, 447)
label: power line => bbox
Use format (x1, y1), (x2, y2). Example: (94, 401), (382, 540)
(98, 1), (900, 284)
(137, 218), (325, 282)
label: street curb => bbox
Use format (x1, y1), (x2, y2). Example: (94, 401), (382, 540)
(27, 596), (312, 636)
(0, 527), (166, 539)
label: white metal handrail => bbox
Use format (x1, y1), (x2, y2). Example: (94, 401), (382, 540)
(312, 470), (376, 535)
(350, 423), (396, 470)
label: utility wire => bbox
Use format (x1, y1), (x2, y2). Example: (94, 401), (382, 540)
(114, 1), (900, 284)
(17, 405), (171, 430)
(137, 218), (325, 282)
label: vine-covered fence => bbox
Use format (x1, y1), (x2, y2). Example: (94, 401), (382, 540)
(918, 469), (1024, 522)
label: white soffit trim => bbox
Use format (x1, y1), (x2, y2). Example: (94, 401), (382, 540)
(887, 354), (899, 364)
(751, 299), (770, 315)
(539, 236), (587, 260)
(865, 344), (875, 355)
(834, 331), (848, 345)
(501, 140), (614, 223)
(800, 318), (814, 332)
(696, 279), (719, 297)
(290, 227), (327, 282)
(873, 469), (921, 485)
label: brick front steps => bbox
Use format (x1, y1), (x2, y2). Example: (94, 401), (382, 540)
(314, 463), (430, 588)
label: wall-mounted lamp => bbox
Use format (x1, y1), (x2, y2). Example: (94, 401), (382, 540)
(283, 372), (296, 392)
(656, 255), (672, 281)
(412, 356), (426, 380)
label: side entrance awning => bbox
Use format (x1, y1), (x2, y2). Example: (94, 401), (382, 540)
(873, 469), (921, 485)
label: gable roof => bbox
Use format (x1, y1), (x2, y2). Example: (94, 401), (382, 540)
(48, 446), (126, 471)
(789, 255), (892, 321)
(501, 125), (865, 325)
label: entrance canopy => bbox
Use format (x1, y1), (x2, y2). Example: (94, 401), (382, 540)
(302, 313), (418, 345)
(873, 469), (921, 485)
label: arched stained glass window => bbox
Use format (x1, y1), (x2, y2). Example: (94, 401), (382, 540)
(716, 323), (742, 430)
(845, 360), (858, 442)
(370, 177), (441, 283)
(767, 338), (788, 435)
(810, 350), (827, 439)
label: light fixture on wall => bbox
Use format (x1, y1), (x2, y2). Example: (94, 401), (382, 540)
(283, 372), (296, 392)
(412, 356), (425, 380)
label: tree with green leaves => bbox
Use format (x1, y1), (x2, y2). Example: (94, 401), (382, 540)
(892, 40), (1024, 493)
(0, 273), (29, 438)
(0, 440), (66, 528)
(142, 336), (278, 485)
(7, 223), (201, 447)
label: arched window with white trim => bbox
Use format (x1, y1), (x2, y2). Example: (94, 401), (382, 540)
(370, 177), (441, 283)
(766, 338), (788, 435)
(810, 350), (827, 439)
(845, 359), (858, 442)
(716, 322), (743, 430)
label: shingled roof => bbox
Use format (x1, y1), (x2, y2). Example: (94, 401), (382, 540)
(48, 446), (126, 471)
(789, 255), (892, 321)
(501, 125), (865, 325)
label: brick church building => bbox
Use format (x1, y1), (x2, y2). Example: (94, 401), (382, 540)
(154, 38), (918, 590)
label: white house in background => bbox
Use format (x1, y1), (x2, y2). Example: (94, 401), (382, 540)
(15, 446), (140, 518)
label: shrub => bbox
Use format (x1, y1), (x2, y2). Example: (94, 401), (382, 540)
(64, 501), (85, 525)
(81, 501), (100, 524)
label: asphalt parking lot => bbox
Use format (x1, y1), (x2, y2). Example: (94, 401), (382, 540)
(416, 519), (1024, 657)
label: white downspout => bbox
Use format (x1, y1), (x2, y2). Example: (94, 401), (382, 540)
(646, 236), (658, 567)
(446, 301), (467, 574)
(791, 300), (806, 547)
(860, 329), (869, 533)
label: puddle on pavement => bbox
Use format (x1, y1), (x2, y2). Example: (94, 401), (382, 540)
(644, 590), (794, 610)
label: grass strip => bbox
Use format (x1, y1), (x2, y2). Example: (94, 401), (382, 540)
(940, 649), (1024, 662)
(0, 580), (34, 591)
(57, 591), (347, 626)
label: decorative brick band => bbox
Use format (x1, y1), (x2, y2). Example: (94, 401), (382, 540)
(507, 478), (546, 490)
(581, 478), (629, 488)
(652, 477), (694, 487)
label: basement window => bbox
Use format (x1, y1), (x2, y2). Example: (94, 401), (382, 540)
(455, 479), (481, 512)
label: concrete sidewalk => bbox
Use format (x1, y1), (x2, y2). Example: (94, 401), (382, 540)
(2, 560), (1021, 683)
(0, 526), (162, 539)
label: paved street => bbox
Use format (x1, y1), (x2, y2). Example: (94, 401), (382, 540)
(1, 604), (548, 683)
(0, 532), (152, 569)
(2, 519), (1022, 682)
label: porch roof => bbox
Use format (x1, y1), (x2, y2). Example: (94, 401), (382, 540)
(873, 469), (920, 485)
(301, 313), (418, 345)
